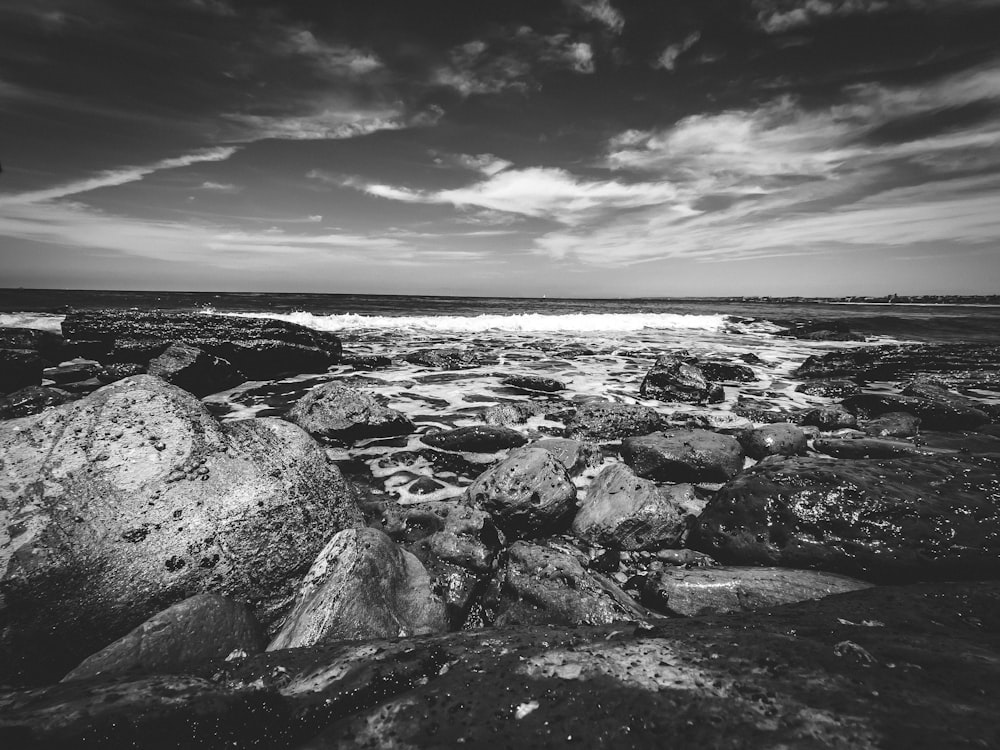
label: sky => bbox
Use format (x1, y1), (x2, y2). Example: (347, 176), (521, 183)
(1, 0), (999, 297)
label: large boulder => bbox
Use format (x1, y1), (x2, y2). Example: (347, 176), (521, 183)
(267, 528), (446, 650)
(465, 446), (576, 537)
(639, 352), (724, 404)
(565, 400), (664, 441)
(0, 375), (362, 684)
(146, 343), (245, 398)
(0, 349), (45, 394)
(60, 310), (342, 379)
(421, 425), (527, 453)
(63, 594), (265, 682)
(621, 430), (744, 483)
(692, 454), (1000, 582)
(286, 382), (415, 443)
(572, 463), (704, 550)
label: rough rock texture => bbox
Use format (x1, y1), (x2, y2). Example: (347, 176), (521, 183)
(842, 392), (989, 431)
(0, 385), (72, 419)
(693, 454), (1000, 582)
(42, 361), (105, 386)
(63, 594), (266, 682)
(286, 382), (415, 443)
(565, 400), (664, 441)
(489, 541), (644, 627)
(621, 429), (745, 483)
(0, 349), (44, 394)
(501, 374), (566, 392)
(862, 412), (921, 437)
(465, 446), (576, 537)
(732, 401), (806, 425)
(0, 375), (362, 684)
(340, 354), (392, 371)
(267, 528), (447, 650)
(642, 566), (871, 617)
(97, 362), (146, 383)
(811, 436), (921, 459)
(738, 423), (808, 460)
(802, 404), (858, 430)
(796, 342), (1000, 380)
(699, 361), (757, 383)
(639, 352), (724, 404)
(481, 401), (544, 427)
(402, 348), (483, 370)
(572, 463), (704, 550)
(421, 424), (527, 453)
(146, 343), (245, 398)
(2, 582), (999, 749)
(61, 310), (342, 379)
(531, 437), (603, 476)
(795, 379), (861, 398)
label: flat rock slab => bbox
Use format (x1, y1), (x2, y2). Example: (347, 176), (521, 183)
(622, 429), (744, 483)
(796, 343), (1000, 380)
(501, 374), (566, 392)
(566, 400), (665, 441)
(421, 424), (527, 453)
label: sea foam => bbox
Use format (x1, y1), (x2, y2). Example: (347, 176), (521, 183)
(0, 313), (65, 332)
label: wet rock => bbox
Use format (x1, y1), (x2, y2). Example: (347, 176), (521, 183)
(812, 436), (921, 459)
(572, 463), (704, 550)
(341, 354), (392, 370)
(531, 437), (603, 476)
(801, 404), (858, 430)
(407, 476), (447, 495)
(842, 392), (988, 431)
(146, 343), (245, 398)
(699, 361), (757, 383)
(639, 352), (724, 404)
(402, 347), (483, 369)
(862, 411), (921, 437)
(732, 399), (805, 425)
(482, 401), (544, 427)
(0, 327), (67, 362)
(61, 310), (342, 379)
(565, 400), (664, 441)
(738, 423), (808, 460)
(779, 319), (863, 341)
(465, 446), (576, 537)
(692, 453), (1000, 582)
(655, 548), (719, 567)
(0, 375), (362, 684)
(0, 349), (44, 394)
(795, 379), (860, 398)
(97, 362), (146, 383)
(642, 566), (871, 617)
(58, 377), (105, 396)
(287, 382), (415, 443)
(0, 385), (72, 419)
(63, 594), (265, 682)
(796, 342), (1000, 380)
(268, 528), (446, 650)
(621, 429), (744, 483)
(42, 360), (106, 386)
(501, 374), (566, 392)
(421, 424), (527, 453)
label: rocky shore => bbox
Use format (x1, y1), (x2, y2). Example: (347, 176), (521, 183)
(2, 310), (999, 748)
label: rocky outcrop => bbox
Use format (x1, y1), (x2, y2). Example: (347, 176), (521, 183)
(0, 385), (72, 419)
(811, 436), (921, 459)
(501, 374), (566, 392)
(621, 430), (744, 483)
(286, 382), (415, 443)
(639, 352), (724, 404)
(572, 463), (704, 550)
(465, 446), (576, 537)
(267, 528), (447, 650)
(692, 454), (1000, 582)
(0, 326), (67, 362)
(421, 425), (527, 453)
(146, 343), (245, 397)
(402, 347), (484, 369)
(565, 400), (664, 441)
(62, 594), (265, 682)
(0, 375), (361, 684)
(738, 423), (807, 460)
(842, 392), (989, 431)
(642, 566), (871, 617)
(0, 349), (44, 393)
(796, 342), (1000, 380)
(60, 310), (342, 379)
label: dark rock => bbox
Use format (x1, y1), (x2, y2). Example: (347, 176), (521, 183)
(812, 436), (921, 459)
(341, 354), (392, 370)
(422, 424), (527, 453)
(61, 310), (342, 379)
(739, 352), (764, 364)
(642, 566), (871, 617)
(531, 437), (603, 476)
(0, 386), (72, 419)
(145, 343), (244, 398)
(699, 361), (757, 383)
(0, 326), (66, 362)
(0, 375), (362, 684)
(63, 594), (265, 682)
(779, 319), (863, 340)
(97, 362), (146, 383)
(0, 349), (44, 394)
(655, 548), (719, 567)
(267, 528), (446, 650)
(801, 404), (858, 430)
(408, 476), (446, 495)
(465, 446), (576, 537)
(639, 352), (724, 404)
(862, 411), (921, 437)
(42, 360), (105, 386)
(842, 392), (988, 431)
(572, 463), (704, 550)
(738, 423), (807, 460)
(287, 382), (415, 443)
(732, 399), (806, 425)
(57, 377), (105, 396)
(796, 342), (1000, 380)
(481, 401), (544, 427)
(692, 453), (1000, 582)
(402, 347), (483, 370)
(565, 400), (664, 441)
(501, 374), (566, 392)
(621, 430), (744, 483)
(902, 377), (994, 426)
(794, 379), (860, 398)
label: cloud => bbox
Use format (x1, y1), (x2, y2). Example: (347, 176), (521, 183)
(184, 0), (236, 17)
(753, 0), (1000, 33)
(654, 32), (701, 72)
(200, 181), (240, 192)
(455, 153), (514, 176)
(0, 147), (240, 206)
(277, 27), (382, 78)
(568, 0), (625, 34)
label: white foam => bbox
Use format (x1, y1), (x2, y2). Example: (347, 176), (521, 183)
(0, 313), (65, 332)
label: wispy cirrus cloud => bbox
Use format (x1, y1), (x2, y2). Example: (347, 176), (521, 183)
(277, 26), (383, 78)
(654, 32), (701, 72)
(567, 0), (625, 34)
(753, 0), (1000, 33)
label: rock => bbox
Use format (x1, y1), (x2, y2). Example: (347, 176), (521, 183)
(146, 343), (245, 397)
(286, 382), (415, 443)
(732, 398), (806, 425)
(341, 354), (392, 370)
(740, 352), (764, 364)
(42, 360), (105, 386)
(0, 326), (67, 362)
(421, 424), (526, 453)
(812, 436), (921, 459)
(842, 392), (988, 431)
(489, 541), (644, 627)
(61, 310), (342, 379)
(268, 528), (446, 650)
(572, 463), (704, 550)
(902, 377), (994, 425)
(0, 385), (72, 419)
(63, 594), (265, 682)
(531, 437), (603, 476)
(779, 319), (863, 341)
(0, 348), (44, 394)
(481, 401), (544, 426)
(862, 411), (921, 437)
(97, 362), (146, 383)
(0, 375), (362, 684)
(692, 454), (1000, 582)
(58, 377), (105, 396)
(639, 352), (724, 404)
(801, 404), (858, 430)
(642, 566), (871, 617)
(794, 379), (860, 398)
(501, 374), (566, 392)
(565, 400), (664, 441)
(621, 430), (744, 483)
(796, 342), (1000, 380)
(738, 423), (808, 460)
(465, 446), (576, 537)
(402, 347), (483, 370)
(699, 361), (757, 383)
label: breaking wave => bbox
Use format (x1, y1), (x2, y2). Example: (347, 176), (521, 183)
(0, 313), (65, 332)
